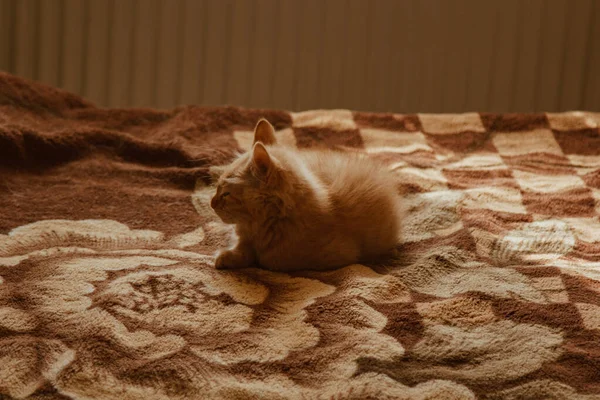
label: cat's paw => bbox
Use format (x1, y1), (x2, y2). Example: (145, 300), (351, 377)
(215, 250), (245, 270)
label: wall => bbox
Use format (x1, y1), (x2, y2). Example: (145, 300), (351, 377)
(1, 0), (598, 112)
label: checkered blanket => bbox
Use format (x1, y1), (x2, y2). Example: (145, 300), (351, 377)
(1, 72), (599, 399)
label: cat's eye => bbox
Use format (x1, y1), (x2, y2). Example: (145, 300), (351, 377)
(222, 192), (230, 198)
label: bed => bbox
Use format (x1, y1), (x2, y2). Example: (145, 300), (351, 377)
(1, 72), (599, 399)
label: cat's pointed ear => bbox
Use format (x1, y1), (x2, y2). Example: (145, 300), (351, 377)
(251, 142), (273, 176)
(253, 119), (277, 145)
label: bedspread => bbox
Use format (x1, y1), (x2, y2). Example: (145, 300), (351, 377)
(1, 72), (599, 399)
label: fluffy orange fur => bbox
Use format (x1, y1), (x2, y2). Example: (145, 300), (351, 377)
(210, 119), (402, 271)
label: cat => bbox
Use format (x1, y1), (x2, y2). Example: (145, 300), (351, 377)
(210, 118), (402, 272)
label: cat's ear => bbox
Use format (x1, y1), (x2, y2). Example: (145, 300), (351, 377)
(253, 119), (277, 145)
(251, 142), (273, 176)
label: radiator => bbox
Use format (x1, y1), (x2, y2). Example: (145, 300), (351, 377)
(0, 0), (598, 112)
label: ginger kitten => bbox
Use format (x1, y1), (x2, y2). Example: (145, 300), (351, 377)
(210, 119), (402, 272)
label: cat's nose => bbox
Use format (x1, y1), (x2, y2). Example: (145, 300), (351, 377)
(210, 196), (218, 209)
